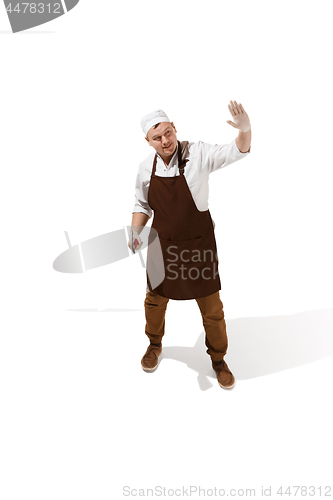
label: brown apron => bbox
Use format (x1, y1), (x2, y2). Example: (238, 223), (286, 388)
(146, 141), (221, 300)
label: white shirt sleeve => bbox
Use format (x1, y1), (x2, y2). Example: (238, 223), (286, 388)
(199, 138), (251, 174)
(132, 168), (153, 219)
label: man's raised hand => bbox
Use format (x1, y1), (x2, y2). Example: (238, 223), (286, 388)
(226, 100), (251, 133)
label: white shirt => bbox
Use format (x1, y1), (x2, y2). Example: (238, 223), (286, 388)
(132, 138), (250, 218)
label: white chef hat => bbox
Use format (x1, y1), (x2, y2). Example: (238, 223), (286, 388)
(140, 109), (170, 136)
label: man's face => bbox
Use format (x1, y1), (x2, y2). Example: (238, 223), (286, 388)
(145, 121), (178, 163)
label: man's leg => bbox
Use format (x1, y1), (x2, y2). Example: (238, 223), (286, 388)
(142, 290), (169, 371)
(144, 290), (170, 344)
(195, 291), (228, 362)
(195, 291), (235, 389)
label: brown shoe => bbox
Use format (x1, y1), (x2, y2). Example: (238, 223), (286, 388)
(212, 359), (235, 389)
(141, 343), (162, 372)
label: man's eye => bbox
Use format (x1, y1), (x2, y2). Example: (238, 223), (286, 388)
(166, 131), (170, 135)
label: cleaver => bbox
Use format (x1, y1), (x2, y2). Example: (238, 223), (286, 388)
(53, 226), (165, 290)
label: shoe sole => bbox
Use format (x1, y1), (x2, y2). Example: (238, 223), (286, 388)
(141, 357), (161, 372)
(218, 379), (235, 389)
(141, 363), (158, 372)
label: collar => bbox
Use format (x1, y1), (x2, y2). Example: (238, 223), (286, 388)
(156, 143), (179, 169)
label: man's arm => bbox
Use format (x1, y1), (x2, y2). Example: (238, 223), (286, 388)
(131, 212), (150, 234)
(200, 100), (251, 173)
(236, 129), (251, 153)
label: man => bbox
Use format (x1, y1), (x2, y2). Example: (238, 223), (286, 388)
(129, 101), (251, 389)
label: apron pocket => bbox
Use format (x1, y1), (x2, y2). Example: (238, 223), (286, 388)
(158, 236), (217, 281)
(159, 236), (204, 264)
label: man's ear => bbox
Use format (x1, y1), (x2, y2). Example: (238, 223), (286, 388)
(145, 136), (150, 145)
(171, 122), (177, 134)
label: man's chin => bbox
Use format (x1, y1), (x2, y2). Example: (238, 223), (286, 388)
(163, 145), (176, 155)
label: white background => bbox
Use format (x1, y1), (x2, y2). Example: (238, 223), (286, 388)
(1, 1), (333, 499)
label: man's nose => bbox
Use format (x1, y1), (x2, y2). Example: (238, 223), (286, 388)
(162, 136), (169, 145)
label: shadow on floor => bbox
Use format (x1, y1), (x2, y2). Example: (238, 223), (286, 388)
(66, 308), (141, 312)
(160, 308), (333, 391)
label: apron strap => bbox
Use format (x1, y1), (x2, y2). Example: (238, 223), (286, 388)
(152, 154), (157, 177)
(177, 141), (188, 176)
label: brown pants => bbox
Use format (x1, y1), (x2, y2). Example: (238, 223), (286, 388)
(144, 290), (228, 363)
